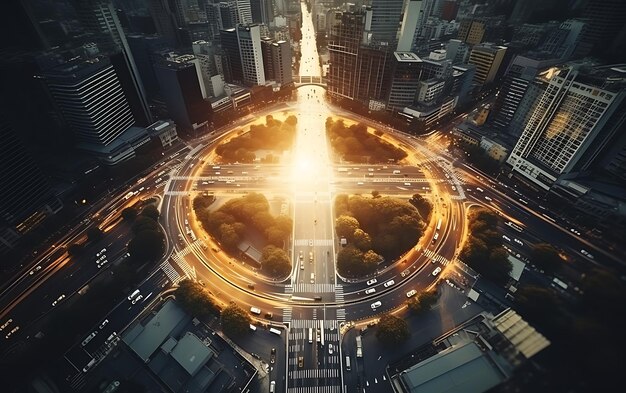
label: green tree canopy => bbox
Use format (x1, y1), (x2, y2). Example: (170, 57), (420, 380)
(376, 314), (410, 346)
(87, 227), (103, 242)
(408, 290), (438, 315)
(128, 230), (165, 262)
(141, 205), (160, 221)
(132, 215), (159, 234)
(409, 194), (432, 221)
(175, 280), (220, 318)
(531, 243), (563, 272)
(221, 302), (252, 338)
(121, 207), (139, 221)
(260, 245), (291, 278)
(335, 215), (360, 239)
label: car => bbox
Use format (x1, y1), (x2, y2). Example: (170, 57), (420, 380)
(502, 235), (511, 241)
(99, 319), (109, 329)
(365, 288), (376, 295)
(371, 301), (382, 309)
(432, 267), (442, 276)
(81, 331), (97, 347)
(309, 240), (314, 247)
(29, 265), (42, 275)
(514, 238), (524, 246)
(132, 294), (144, 305)
(384, 280), (395, 288)
(406, 290), (417, 298)
(0, 318), (13, 331)
(97, 259), (108, 268)
(570, 228), (581, 236)
(357, 181), (364, 185)
(299, 251), (304, 260)
(96, 248), (106, 257)
(401, 269), (410, 277)
(298, 356), (304, 368)
(404, 182), (411, 186)
(270, 348), (276, 364)
(484, 196), (493, 201)
(366, 279), (378, 286)
(580, 249), (594, 259)
(451, 186), (456, 190)
(52, 294), (66, 306)
(328, 343), (334, 354)
(300, 262), (304, 270)
(309, 251), (314, 262)
(5, 325), (19, 339)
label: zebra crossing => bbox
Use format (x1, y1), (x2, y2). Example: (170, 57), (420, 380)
(290, 319), (338, 329)
(287, 385), (342, 393)
(283, 308), (293, 323)
(291, 283), (336, 293)
(288, 368), (340, 379)
(164, 190), (188, 196)
(422, 249), (454, 266)
(334, 285), (344, 304)
(336, 309), (346, 323)
(294, 238), (334, 246)
(171, 251), (197, 280)
(160, 261), (182, 284)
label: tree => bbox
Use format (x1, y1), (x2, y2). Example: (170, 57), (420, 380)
(352, 229), (371, 251)
(515, 285), (560, 326)
(141, 205), (160, 221)
(531, 243), (562, 272)
(408, 290), (438, 315)
(128, 230), (165, 262)
(376, 314), (410, 345)
(221, 302), (252, 338)
(260, 245), (291, 278)
(335, 215), (360, 239)
(132, 215), (159, 234)
(121, 207), (138, 221)
(87, 227), (103, 242)
(409, 194), (432, 221)
(193, 195), (215, 211)
(336, 246), (364, 277)
(371, 190), (381, 199)
(175, 279), (220, 318)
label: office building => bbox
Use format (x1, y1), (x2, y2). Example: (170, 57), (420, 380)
(387, 52), (423, 110)
(577, 0), (626, 57)
(260, 39), (292, 85)
(539, 19), (587, 60)
(0, 117), (62, 255)
(221, 28), (243, 84)
(192, 40), (224, 97)
(441, 0), (459, 21)
(154, 54), (212, 134)
(491, 55), (560, 133)
(43, 56), (135, 148)
(355, 46), (391, 107)
(148, 0), (183, 46)
(457, 16), (505, 45)
(219, 1), (239, 30)
(468, 43), (507, 86)
(369, 0), (404, 46)
(127, 34), (171, 99)
(507, 65), (626, 190)
(236, 0), (253, 24)
(236, 24), (266, 86)
(328, 11), (365, 100)
(397, 0), (422, 52)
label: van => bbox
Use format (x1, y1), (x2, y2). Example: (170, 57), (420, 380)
(127, 289), (140, 301)
(269, 328), (282, 336)
(249, 324), (257, 332)
(250, 307), (261, 315)
(270, 381), (276, 393)
(393, 170), (401, 174)
(310, 273), (315, 283)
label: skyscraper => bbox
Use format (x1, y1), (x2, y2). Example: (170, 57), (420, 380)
(397, 0), (422, 52)
(387, 52), (423, 110)
(236, 0), (253, 24)
(236, 24), (265, 86)
(328, 10), (365, 100)
(468, 43), (507, 86)
(43, 56), (135, 150)
(507, 65), (626, 190)
(221, 27), (243, 83)
(154, 54), (212, 134)
(369, 0), (404, 46)
(261, 39), (292, 85)
(0, 116), (61, 255)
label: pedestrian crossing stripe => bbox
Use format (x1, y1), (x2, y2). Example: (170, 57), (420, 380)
(291, 283), (336, 293)
(160, 261), (182, 284)
(288, 369), (340, 379)
(422, 249), (454, 266)
(287, 385), (342, 393)
(294, 239), (334, 246)
(289, 319), (338, 329)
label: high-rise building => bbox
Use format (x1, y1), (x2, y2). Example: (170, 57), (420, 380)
(355, 45), (391, 107)
(468, 43), (507, 86)
(577, 0), (626, 57)
(387, 52), (423, 110)
(219, 1), (240, 29)
(397, 0), (422, 52)
(441, 0), (459, 21)
(328, 10), (365, 100)
(192, 40), (225, 97)
(236, 0), (253, 24)
(269, 40), (292, 85)
(0, 116), (62, 255)
(127, 34), (171, 99)
(369, 0), (404, 46)
(507, 65), (626, 190)
(457, 18), (485, 45)
(154, 54), (212, 134)
(43, 56), (135, 149)
(221, 27), (243, 83)
(148, 0), (183, 46)
(540, 19), (587, 60)
(236, 24), (265, 86)
(491, 55), (559, 133)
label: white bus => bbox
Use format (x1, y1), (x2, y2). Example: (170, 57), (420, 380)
(269, 327), (282, 336)
(436, 218), (442, 231)
(308, 328), (313, 344)
(319, 320), (325, 347)
(345, 356), (351, 371)
(506, 221), (523, 232)
(356, 335), (363, 358)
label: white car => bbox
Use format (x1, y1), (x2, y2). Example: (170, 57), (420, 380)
(52, 294), (66, 306)
(365, 288), (376, 295)
(371, 301), (382, 309)
(383, 280), (395, 288)
(514, 238), (524, 246)
(99, 319), (109, 329)
(366, 279), (378, 286)
(81, 331), (97, 347)
(132, 295), (144, 305)
(328, 343), (334, 354)
(96, 248), (106, 257)
(485, 196), (493, 201)
(29, 265), (42, 275)
(309, 240), (314, 247)
(406, 290), (417, 298)
(580, 249), (594, 259)
(432, 267), (442, 276)
(502, 235), (511, 241)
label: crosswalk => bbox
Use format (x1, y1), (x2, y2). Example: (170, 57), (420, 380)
(288, 386), (342, 393)
(288, 368), (340, 378)
(160, 261), (182, 284)
(171, 250), (197, 280)
(291, 283), (336, 293)
(336, 309), (346, 323)
(422, 249), (454, 266)
(290, 319), (339, 329)
(164, 190), (188, 196)
(334, 286), (344, 304)
(294, 239), (334, 246)
(283, 308), (293, 324)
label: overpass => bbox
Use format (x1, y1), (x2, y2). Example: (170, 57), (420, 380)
(294, 75), (327, 88)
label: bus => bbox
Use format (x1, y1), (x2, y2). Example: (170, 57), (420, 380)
(308, 328), (313, 344)
(319, 320), (325, 347)
(436, 218), (442, 231)
(541, 213), (556, 223)
(269, 327), (282, 336)
(345, 356), (351, 371)
(356, 336), (363, 358)
(505, 221), (523, 232)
